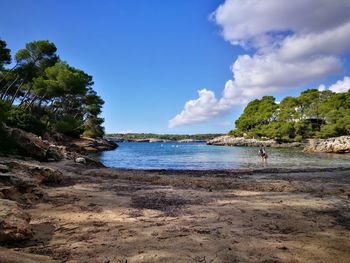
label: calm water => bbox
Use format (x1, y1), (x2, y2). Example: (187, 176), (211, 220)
(92, 142), (350, 170)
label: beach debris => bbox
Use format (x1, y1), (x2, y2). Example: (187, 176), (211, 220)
(131, 191), (200, 216)
(75, 157), (86, 164)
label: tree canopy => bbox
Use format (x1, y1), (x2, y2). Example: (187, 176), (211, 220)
(229, 89), (350, 141)
(0, 38), (105, 141)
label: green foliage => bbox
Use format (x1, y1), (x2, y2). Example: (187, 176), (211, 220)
(0, 100), (11, 122)
(0, 39), (11, 69)
(53, 116), (84, 138)
(6, 107), (46, 135)
(0, 125), (17, 154)
(228, 129), (243, 137)
(0, 38), (106, 141)
(231, 89), (350, 141)
(235, 96), (278, 132)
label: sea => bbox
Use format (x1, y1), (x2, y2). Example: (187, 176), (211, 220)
(91, 142), (350, 170)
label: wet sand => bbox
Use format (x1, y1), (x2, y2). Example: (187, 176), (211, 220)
(5, 160), (350, 262)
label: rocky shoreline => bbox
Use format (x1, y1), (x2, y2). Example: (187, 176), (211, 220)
(1, 128), (350, 262)
(304, 136), (350, 153)
(207, 135), (304, 148)
(207, 135), (350, 154)
(2, 125), (117, 162)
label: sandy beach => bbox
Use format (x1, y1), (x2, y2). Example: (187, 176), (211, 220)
(1, 159), (349, 263)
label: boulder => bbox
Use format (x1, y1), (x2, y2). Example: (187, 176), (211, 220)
(304, 136), (350, 153)
(46, 145), (65, 161)
(0, 199), (32, 242)
(66, 137), (118, 154)
(0, 173), (37, 193)
(4, 126), (49, 161)
(0, 173), (44, 203)
(1, 161), (63, 185)
(3, 126), (64, 161)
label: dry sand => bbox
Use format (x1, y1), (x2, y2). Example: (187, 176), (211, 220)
(4, 160), (350, 262)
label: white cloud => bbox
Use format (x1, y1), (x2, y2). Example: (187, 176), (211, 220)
(330, 76), (350, 93)
(169, 0), (350, 128)
(318, 84), (326, 92)
(169, 89), (222, 128)
(212, 0), (350, 46)
(319, 76), (350, 93)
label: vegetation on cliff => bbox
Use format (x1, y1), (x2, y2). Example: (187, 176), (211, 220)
(0, 38), (105, 152)
(229, 89), (350, 142)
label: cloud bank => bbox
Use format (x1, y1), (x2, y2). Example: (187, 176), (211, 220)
(319, 76), (350, 93)
(169, 0), (350, 128)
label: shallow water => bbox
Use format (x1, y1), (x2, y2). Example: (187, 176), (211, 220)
(92, 142), (350, 170)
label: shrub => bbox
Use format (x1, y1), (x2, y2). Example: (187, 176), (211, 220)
(6, 107), (46, 136)
(228, 129), (243, 137)
(53, 116), (83, 138)
(0, 100), (11, 123)
(0, 123), (18, 154)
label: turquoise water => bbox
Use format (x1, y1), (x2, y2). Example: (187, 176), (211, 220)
(92, 142), (350, 170)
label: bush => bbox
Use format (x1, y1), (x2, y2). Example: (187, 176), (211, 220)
(228, 129), (243, 137)
(6, 107), (46, 136)
(0, 100), (11, 123)
(53, 116), (83, 138)
(0, 124), (18, 154)
(294, 135), (303, 142)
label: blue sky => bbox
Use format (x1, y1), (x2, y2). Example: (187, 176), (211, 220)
(1, 0), (349, 134)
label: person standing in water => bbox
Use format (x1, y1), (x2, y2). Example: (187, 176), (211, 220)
(258, 146), (268, 162)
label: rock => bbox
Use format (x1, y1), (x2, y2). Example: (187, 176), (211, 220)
(1, 161), (63, 186)
(4, 126), (49, 161)
(46, 145), (65, 161)
(0, 186), (17, 200)
(66, 137), (118, 154)
(0, 173), (44, 203)
(0, 199), (32, 242)
(149, 138), (171, 143)
(304, 136), (350, 153)
(207, 135), (303, 148)
(0, 164), (9, 173)
(0, 173), (37, 193)
(178, 139), (205, 143)
(3, 126), (64, 161)
(0, 248), (59, 263)
(75, 157), (86, 164)
(207, 135), (274, 147)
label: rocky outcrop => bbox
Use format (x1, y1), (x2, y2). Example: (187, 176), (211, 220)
(178, 139), (206, 143)
(3, 126), (64, 161)
(0, 199), (32, 242)
(304, 136), (350, 153)
(207, 135), (304, 148)
(66, 137), (118, 154)
(2, 125), (115, 163)
(149, 138), (171, 143)
(2, 160), (63, 186)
